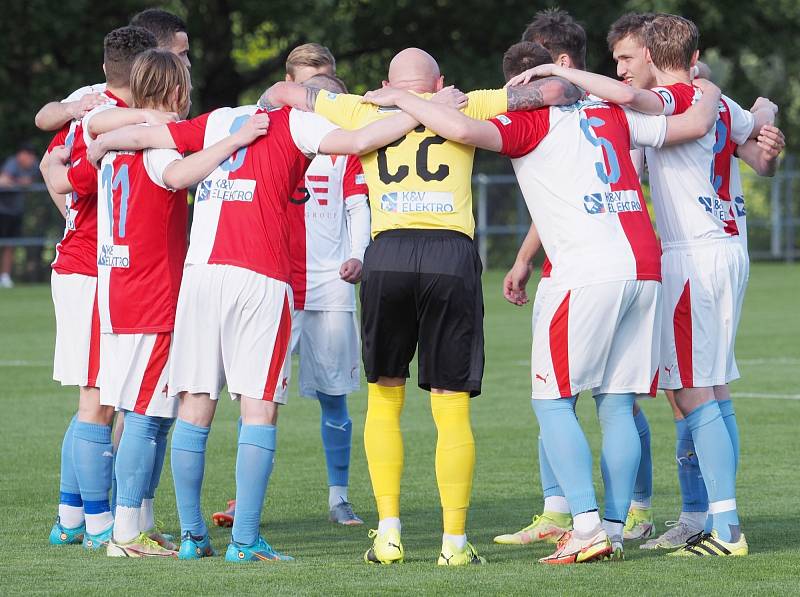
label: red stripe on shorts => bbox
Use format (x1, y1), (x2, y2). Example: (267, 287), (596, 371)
(262, 292), (292, 401)
(133, 334), (171, 415)
(673, 281), (694, 388)
(86, 288), (101, 387)
(549, 291), (572, 398)
(649, 369), (659, 397)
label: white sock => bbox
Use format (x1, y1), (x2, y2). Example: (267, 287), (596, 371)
(58, 504), (85, 528)
(85, 511), (114, 536)
(139, 498), (155, 532)
(113, 506), (141, 543)
(443, 533), (467, 549)
(543, 496), (570, 514)
(377, 517), (401, 534)
(573, 511), (601, 536)
(602, 519), (624, 539)
(328, 486), (348, 510)
(631, 498), (651, 509)
(679, 510), (707, 530)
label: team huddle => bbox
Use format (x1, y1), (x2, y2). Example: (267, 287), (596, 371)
(36, 7), (785, 565)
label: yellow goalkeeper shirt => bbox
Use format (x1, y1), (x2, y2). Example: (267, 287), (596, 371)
(314, 89), (507, 238)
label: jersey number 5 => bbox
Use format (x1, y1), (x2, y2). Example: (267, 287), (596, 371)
(101, 163), (130, 238)
(580, 116), (621, 185)
(377, 125), (449, 184)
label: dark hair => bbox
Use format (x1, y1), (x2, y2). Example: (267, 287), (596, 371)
(607, 12), (655, 52)
(302, 73), (348, 94)
(129, 8), (187, 47)
(104, 26), (158, 87)
(502, 41), (553, 81)
(645, 14), (699, 72)
(521, 8), (586, 70)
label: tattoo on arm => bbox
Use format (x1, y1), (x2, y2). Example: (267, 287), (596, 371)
(507, 77), (582, 111)
(507, 85), (544, 111)
(304, 86), (320, 111)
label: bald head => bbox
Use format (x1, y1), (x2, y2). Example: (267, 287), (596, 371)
(385, 48), (444, 93)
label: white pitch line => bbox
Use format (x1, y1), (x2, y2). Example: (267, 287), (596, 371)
(0, 360), (49, 367)
(733, 392), (800, 400)
(737, 357), (800, 366)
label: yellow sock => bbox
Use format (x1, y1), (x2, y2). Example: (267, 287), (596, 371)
(431, 391), (475, 536)
(364, 383), (405, 520)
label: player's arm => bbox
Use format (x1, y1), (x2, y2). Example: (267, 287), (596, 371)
(748, 97), (778, 138)
(503, 222), (541, 306)
(161, 114), (270, 190)
(736, 125), (785, 177)
(88, 125), (178, 167)
(505, 76), (582, 111)
(662, 79), (722, 145)
(87, 107), (179, 138)
(259, 81), (317, 112)
(34, 93), (108, 131)
(46, 146), (73, 195)
(341, 195), (370, 283)
(317, 112), (419, 156)
(39, 151), (67, 218)
(507, 64), (664, 114)
(363, 87), (503, 151)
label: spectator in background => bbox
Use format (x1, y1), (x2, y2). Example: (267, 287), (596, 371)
(0, 143), (40, 288)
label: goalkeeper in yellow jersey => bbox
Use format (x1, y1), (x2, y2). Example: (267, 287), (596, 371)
(261, 47), (580, 566)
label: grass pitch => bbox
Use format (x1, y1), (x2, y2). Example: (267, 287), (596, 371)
(1, 265), (799, 595)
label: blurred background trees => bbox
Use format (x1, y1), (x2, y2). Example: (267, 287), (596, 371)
(2, 0), (798, 157)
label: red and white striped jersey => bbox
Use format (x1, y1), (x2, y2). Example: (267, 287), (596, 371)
(56, 91), (128, 277)
(96, 147), (188, 334)
(167, 106), (339, 282)
(645, 83), (754, 246)
(288, 153), (370, 311)
(490, 100), (665, 291)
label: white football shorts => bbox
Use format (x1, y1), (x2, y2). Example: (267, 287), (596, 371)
(659, 239), (749, 390)
(169, 264), (292, 404)
(291, 309), (360, 398)
(51, 271), (100, 387)
(531, 279), (661, 399)
(98, 332), (177, 418)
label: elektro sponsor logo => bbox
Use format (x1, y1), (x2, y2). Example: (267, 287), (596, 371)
(97, 244), (130, 268)
(196, 178), (256, 203)
(583, 191), (641, 215)
(380, 191), (454, 214)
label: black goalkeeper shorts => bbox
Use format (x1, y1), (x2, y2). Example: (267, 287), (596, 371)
(360, 229), (484, 396)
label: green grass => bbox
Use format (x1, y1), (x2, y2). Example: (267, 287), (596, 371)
(1, 264), (799, 595)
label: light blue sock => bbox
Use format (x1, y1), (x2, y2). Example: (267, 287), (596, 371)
(595, 393), (640, 523)
(59, 415), (82, 508)
(632, 407), (652, 504)
(685, 401), (739, 542)
(531, 397), (597, 516)
(538, 436), (564, 499)
(72, 421), (114, 515)
(318, 392), (351, 488)
(145, 418), (174, 500)
(717, 400), (739, 472)
(171, 419), (210, 537)
(115, 412), (162, 508)
(232, 424), (277, 546)
(675, 418), (708, 516)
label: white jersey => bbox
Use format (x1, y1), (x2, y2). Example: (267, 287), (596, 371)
(489, 99), (666, 291)
(646, 84), (755, 246)
(288, 154), (370, 311)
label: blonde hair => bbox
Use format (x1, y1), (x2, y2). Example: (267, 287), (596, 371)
(286, 43), (335, 77)
(645, 14), (699, 72)
(130, 49), (191, 115)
